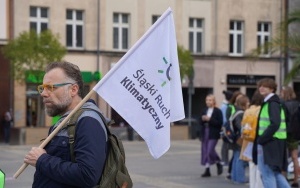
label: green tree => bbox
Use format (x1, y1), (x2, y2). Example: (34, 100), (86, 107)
(281, 9), (300, 83)
(252, 9), (300, 84)
(178, 45), (194, 80)
(177, 45), (194, 126)
(2, 30), (66, 83)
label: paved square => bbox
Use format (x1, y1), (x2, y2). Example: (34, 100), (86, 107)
(1, 140), (248, 188)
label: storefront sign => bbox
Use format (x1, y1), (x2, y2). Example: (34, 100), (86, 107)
(26, 71), (101, 83)
(227, 74), (275, 85)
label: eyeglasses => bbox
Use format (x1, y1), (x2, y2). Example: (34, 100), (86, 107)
(37, 83), (74, 94)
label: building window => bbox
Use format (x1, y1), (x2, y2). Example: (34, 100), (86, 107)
(189, 18), (203, 54)
(29, 6), (48, 33)
(152, 15), (160, 24)
(113, 13), (129, 50)
(229, 20), (244, 56)
(257, 22), (271, 55)
(66, 9), (84, 49)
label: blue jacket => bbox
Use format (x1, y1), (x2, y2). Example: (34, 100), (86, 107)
(220, 101), (228, 126)
(33, 100), (108, 188)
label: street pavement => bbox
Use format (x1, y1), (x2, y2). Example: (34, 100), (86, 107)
(0, 139), (249, 188)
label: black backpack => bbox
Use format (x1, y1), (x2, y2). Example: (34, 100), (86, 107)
(221, 110), (243, 144)
(66, 108), (133, 188)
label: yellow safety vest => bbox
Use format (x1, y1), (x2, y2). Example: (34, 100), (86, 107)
(258, 103), (287, 139)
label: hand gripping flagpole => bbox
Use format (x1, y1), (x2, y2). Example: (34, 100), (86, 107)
(13, 90), (95, 179)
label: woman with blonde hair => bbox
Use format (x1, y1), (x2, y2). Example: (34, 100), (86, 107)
(199, 94), (223, 177)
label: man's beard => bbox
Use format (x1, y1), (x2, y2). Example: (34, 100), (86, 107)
(45, 96), (72, 117)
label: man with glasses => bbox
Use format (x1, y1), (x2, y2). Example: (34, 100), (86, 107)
(24, 61), (108, 187)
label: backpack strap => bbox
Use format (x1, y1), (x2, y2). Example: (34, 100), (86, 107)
(66, 107), (112, 162)
(65, 108), (85, 162)
(229, 110), (244, 131)
(229, 110), (244, 122)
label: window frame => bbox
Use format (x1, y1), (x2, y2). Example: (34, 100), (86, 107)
(188, 18), (204, 54)
(257, 22), (271, 57)
(152, 15), (160, 24)
(229, 20), (244, 56)
(66, 9), (84, 49)
(112, 13), (130, 51)
(29, 6), (49, 34)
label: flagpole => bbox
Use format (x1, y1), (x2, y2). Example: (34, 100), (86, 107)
(93, 7), (173, 91)
(13, 90), (95, 179)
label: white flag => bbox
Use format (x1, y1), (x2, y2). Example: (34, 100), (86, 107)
(93, 7), (185, 159)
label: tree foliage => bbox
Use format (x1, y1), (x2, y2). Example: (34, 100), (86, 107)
(2, 30), (66, 83)
(251, 9), (300, 84)
(282, 10), (300, 83)
(178, 45), (194, 80)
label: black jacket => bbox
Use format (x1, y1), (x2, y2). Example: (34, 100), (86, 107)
(33, 100), (108, 188)
(282, 99), (300, 139)
(252, 94), (287, 171)
(199, 107), (223, 140)
(231, 108), (244, 149)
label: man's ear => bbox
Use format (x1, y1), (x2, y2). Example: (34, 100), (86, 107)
(70, 84), (79, 97)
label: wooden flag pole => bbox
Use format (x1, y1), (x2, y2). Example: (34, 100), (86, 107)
(13, 90), (95, 179)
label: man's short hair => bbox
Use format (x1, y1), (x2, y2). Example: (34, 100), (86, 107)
(45, 61), (84, 98)
(257, 78), (277, 93)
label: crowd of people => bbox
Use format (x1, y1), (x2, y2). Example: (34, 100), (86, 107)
(2, 62), (300, 188)
(199, 78), (300, 188)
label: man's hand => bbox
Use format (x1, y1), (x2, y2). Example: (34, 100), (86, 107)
(24, 147), (46, 167)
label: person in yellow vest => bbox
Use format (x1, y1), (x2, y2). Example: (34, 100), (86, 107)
(252, 78), (290, 188)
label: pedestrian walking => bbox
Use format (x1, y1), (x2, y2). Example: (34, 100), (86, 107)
(199, 94), (223, 177)
(2, 110), (12, 144)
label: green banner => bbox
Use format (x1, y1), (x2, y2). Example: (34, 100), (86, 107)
(0, 169), (5, 188)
